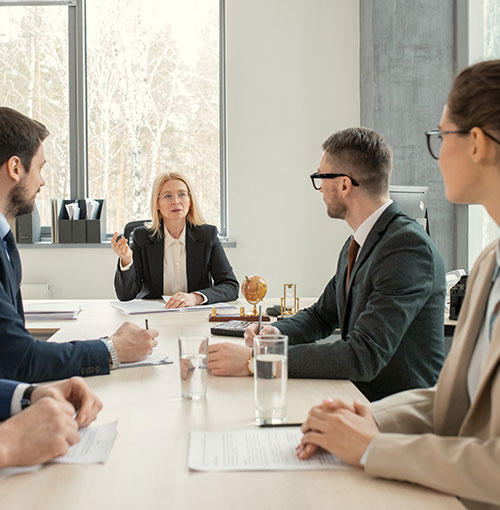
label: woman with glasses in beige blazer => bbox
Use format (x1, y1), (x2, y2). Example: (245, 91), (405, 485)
(298, 59), (500, 510)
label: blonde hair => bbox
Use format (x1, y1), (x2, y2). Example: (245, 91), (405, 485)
(147, 172), (206, 237)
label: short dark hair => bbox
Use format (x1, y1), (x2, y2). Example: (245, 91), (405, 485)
(448, 59), (500, 135)
(0, 107), (49, 171)
(322, 127), (392, 196)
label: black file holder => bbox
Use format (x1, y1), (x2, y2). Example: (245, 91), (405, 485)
(86, 199), (106, 243)
(58, 200), (87, 243)
(16, 206), (41, 244)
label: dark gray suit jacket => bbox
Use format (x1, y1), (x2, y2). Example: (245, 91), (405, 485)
(114, 223), (239, 303)
(276, 203), (446, 402)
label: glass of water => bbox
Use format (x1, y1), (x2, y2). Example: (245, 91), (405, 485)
(253, 334), (288, 424)
(178, 336), (208, 400)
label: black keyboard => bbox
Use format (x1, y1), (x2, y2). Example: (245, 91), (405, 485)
(210, 320), (254, 338)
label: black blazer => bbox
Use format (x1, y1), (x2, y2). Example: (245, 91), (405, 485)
(114, 223), (239, 303)
(276, 203), (446, 402)
(0, 236), (109, 383)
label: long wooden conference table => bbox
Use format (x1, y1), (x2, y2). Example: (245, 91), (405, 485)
(0, 299), (463, 509)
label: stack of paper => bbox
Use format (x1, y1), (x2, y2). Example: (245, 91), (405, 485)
(110, 299), (238, 315)
(24, 302), (82, 321)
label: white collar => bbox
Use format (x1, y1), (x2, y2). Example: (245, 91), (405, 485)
(353, 199), (393, 249)
(164, 224), (186, 248)
(0, 212), (11, 240)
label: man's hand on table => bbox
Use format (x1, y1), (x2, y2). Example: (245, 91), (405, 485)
(110, 321), (159, 362)
(207, 343), (253, 376)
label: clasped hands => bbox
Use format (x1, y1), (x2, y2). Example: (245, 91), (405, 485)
(297, 397), (380, 467)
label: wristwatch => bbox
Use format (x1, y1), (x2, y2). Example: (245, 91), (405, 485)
(247, 356), (255, 376)
(21, 385), (38, 410)
(104, 336), (120, 369)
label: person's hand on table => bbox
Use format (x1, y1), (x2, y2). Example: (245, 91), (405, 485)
(111, 232), (133, 267)
(110, 321), (159, 363)
(207, 343), (253, 376)
(32, 377), (102, 428)
(165, 292), (203, 309)
(296, 398), (379, 467)
(244, 324), (280, 348)
(0, 398), (80, 467)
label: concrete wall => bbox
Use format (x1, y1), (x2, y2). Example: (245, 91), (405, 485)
(19, 0), (360, 299)
(360, 0), (457, 270)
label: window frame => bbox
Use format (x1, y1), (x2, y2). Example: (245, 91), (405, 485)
(0, 0), (228, 240)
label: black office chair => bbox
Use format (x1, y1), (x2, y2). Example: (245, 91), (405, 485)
(123, 220), (150, 245)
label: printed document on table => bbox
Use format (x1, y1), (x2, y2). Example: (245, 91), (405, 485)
(188, 428), (350, 472)
(0, 423), (118, 477)
(24, 301), (82, 320)
(118, 350), (172, 369)
(111, 299), (238, 315)
(162, 296), (238, 312)
(52, 421), (118, 464)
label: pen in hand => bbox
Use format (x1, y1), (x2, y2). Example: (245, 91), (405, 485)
(145, 319), (149, 330)
(258, 305), (262, 333)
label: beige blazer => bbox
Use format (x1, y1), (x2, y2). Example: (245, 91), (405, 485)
(365, 240), (500, 510)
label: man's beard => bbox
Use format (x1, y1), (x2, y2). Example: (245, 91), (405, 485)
(6, 180), (36, 218)
(325, 189), (347, 219)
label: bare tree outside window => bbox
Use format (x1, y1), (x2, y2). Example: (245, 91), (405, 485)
(0, 6), (70, 226)
(86, 0), (220, 233)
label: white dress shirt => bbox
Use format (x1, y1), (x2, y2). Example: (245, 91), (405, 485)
(352, 199), (393, 259)
(163, 225), (188, 296)
(10, 382), (30, 415)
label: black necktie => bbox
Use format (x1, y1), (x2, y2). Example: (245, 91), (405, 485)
(346, 236), (360, 287)
(4, 230), (22, 286)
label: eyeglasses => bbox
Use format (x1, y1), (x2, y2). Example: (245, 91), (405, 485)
(426, 128), (500, 160)
(310, 171), (360, 190)
(158, 191), (190, 202)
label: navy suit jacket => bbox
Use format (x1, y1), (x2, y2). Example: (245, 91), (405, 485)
(276, 203), (446, 402)
(114, 223), (239, 303)
(0, 379), (19, 420)
(0, 238), (109, 383)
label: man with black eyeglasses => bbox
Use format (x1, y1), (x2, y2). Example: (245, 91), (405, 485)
(208, 127), (446, 402)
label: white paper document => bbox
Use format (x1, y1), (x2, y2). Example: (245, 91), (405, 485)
(53, 421), (118, 464)
(162, 296), (238, 312)
(110, 300), (169, 315)
(24, 302), (82, 320)
(111, 299), (238, 315)
(118, 350), (172, 369)
(0, 422), (118, 477)
(188, 428), (349, 472)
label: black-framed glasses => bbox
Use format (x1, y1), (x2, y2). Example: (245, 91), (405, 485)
(310, 171), (360, 190)
(426, 128), (500, 160)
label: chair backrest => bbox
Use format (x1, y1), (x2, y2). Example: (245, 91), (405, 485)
(123, 220), (150, 244)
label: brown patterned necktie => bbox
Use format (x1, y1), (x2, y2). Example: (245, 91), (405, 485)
(346, 236), (360, 286)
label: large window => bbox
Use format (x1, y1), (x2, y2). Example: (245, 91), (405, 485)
(468, 0), (500, 266)
(0, 0), (224, 236)
(0, 4), (70, 227)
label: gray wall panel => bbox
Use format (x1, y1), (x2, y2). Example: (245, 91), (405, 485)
(360, 0), (456, 269)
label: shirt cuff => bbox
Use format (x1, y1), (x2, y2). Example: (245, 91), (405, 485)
(194, 292), (208, 304)
(11, 383), (30, 416)
(359, 440), (374, 467)
(119, 259), (133, 271)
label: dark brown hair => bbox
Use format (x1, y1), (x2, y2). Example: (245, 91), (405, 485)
(448, 59), (500, 135)
(0, 107), (49, 171)
(322, 127), (393, 196)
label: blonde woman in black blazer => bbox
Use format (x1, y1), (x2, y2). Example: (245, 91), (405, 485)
(112, 172), (238, 307)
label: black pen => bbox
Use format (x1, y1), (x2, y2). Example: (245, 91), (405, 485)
(145, 319), (149, 330)
(258, 423), (302, 427)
